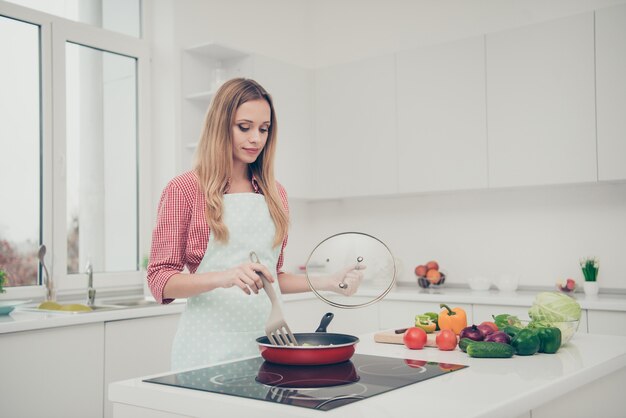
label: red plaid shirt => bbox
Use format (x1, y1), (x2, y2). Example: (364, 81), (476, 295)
(147, 171), (289, 304)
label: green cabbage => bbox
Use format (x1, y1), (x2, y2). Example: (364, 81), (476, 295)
(528, 292), (582, 322)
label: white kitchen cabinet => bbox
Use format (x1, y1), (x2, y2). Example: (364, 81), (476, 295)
(587, 310), (626, 336)
(252, 55), (314, 198)
(282, 296), (380, 335)
(378, 300), (473, 330)
(596, 4), (626, 181)
(314, 54), (397, 199)
(104, 314), (181, 418)
(396, 36), (488, 193)
(0, 323), (105, 418)
(486, 12), (597, 188)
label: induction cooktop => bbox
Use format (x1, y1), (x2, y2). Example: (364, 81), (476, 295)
(144, 354), (467, 411)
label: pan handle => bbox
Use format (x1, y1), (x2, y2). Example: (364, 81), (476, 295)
(315, 312), (334, 333)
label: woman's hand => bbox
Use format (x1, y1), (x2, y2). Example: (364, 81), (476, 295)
(318, 264), (366, 296)
(217, 262), (275, 295)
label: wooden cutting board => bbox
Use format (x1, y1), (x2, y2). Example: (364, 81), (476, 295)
(374, 328), (439, 347)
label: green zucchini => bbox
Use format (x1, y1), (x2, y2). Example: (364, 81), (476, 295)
(466, 341), (514, 358)
(458, 338), (474, 353)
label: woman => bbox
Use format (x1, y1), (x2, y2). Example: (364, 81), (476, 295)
(147, 78), (362, 371)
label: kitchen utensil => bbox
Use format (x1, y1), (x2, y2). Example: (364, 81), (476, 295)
(305, 232), (396, 309)
(38, 245), (54, 301)
(256, 313), (359, 366)
(250, 251), (298, 346)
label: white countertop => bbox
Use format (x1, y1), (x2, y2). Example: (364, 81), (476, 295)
(283, 284), (626, 311)
(2, 285), (625, 335)
(108, 331), (626, 418)
(0, 299), (186, 334)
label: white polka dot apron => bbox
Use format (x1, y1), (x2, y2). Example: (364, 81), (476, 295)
(171, 193), (281, 371)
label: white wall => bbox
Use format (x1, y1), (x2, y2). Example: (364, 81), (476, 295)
(147, 0), (626, 291)
(282, 183), (626, 290)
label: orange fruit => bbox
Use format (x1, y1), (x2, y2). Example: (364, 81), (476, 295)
(414, 265), (427, 277)
(426, 269), (441, 284)
(426, 260), (439, 271)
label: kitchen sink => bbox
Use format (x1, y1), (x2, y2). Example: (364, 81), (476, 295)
(102, 298), (160, 308)
(21, 303), (123, 314)
(19, 298), (162, 314)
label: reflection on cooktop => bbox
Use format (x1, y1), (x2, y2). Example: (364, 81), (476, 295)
(144, 354), (468, 411)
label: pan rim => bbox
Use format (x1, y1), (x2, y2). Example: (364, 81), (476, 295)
(256, 333), (359, 349)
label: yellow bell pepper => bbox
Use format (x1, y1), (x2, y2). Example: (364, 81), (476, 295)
(438, 303), (468, 335)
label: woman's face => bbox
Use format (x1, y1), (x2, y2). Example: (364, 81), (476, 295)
(231, 98), (271, 166)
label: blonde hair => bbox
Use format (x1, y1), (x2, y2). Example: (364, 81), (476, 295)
(194, 78), (288, 247)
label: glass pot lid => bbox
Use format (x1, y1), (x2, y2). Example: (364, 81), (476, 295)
(305, 232), (396, 309)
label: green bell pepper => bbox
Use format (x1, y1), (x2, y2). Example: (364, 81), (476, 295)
(414, 315), (437, 333)
(536, 327), (562, 354)
(502, 325), (522, 339)
(424, 312), (440, 330)
(511, 328), (541, 356)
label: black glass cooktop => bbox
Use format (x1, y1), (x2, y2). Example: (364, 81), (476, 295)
(145, 354), (467, 411)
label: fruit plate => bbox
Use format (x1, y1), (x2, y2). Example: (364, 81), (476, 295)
(0, 300), (31, 315)
(417, 272), (446, 289)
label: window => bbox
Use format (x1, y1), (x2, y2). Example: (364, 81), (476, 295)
(0, 15), (40, 287)
(0, 1), (149, 296)
(4, 0), (141, 37)
(65, 43), (138, 274)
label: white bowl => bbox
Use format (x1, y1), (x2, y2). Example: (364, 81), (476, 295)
(496, 274), (519, 292)
(468, 277), (491, 291)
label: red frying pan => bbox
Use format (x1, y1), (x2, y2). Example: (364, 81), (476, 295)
(255, 359), (359, 387)
(256, 313), (359, 366)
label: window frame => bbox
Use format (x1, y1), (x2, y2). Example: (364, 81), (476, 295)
(0, 0), (150, 299)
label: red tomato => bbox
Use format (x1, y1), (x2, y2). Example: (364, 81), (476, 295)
(435, 329), (458, 351)
(439, 363), (465, 372)
(404, 359), (427, 368)
(403, 327), (427, 349)
(480, 321), (499, 333)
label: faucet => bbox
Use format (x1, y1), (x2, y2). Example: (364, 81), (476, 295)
(86, 261), (96, 307)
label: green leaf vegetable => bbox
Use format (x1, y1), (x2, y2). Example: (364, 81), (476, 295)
(528, 292), (582, 322)
(528, 292), (581, 343)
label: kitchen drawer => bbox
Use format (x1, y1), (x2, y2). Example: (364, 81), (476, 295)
(0, 323), (104, 418)
(587, 310), (626, 336)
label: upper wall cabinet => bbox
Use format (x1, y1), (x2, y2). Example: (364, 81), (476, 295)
(253, 55), (314, 199)
(180, 43), (313, 198)
(314, 55), (397, 199)
(596, 4), (626, 182)
(486, 12), (597, 188)
(396, 36), (488, 193)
